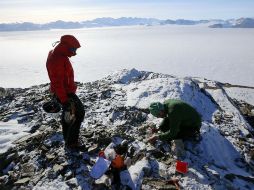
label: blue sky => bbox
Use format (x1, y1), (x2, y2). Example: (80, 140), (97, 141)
(0, 0), (254, 23)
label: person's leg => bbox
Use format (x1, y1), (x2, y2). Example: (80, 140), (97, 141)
(55, 94), (71, 145)
(171, 124), (200, 159)
(61, 111), (70, 143)
(66, 94), (85, 145)
(171, 139), (185, 159)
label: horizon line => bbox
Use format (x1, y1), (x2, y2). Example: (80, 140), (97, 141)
(1, 16), (254, 24)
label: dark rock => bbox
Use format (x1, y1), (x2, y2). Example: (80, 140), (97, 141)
(149, 149), (165, 159)
(39, 145), (49, 153)
(0, 175), (9, 185)
(92, 183), (110, 190)
(21, 163), (35, 177)
(0, 151), (18, 173)
(0, 87), (6, 97)
(29, 124), (41, 133)
(232, 99), (254, 129)
(20, 155), (30, 164)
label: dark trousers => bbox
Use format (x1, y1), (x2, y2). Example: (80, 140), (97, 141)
(175, 124), (201, 140)
(61, 94), (85, 145)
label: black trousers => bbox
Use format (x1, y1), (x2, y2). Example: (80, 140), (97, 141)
(61, 94), (85, 145)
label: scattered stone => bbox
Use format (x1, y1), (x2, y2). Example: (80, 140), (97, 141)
(53, 164), (64, 173)
(83, 131), (94, 138)
(46, 154), (55, 161)
(39, 145), (49, 153)
(64, 170), (73, 180)
(14, 132), (41, 144)
(88, 144), (99, 154)
(0, 175), (9, 184)
(8, 171), (19, 181)
(142, 178), (178, 190)
(149, 149), (165, 159)
(232, 99), (254, 128)
(66, 178), (78, 188)
(21, 163), (35, 177)
(0, 87), (6, 97)
(14, 177), (30, 185)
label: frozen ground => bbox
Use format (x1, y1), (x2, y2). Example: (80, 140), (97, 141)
(225, 87), (254, 105)
(0, 25), (254, 88)
(0, 120), (29, 154)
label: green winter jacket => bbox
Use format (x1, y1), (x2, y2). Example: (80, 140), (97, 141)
(158, 99), (201, 141)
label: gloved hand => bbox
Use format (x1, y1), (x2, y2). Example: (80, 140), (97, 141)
(62, 99), (76, 125)
(147, 134), (159, 144)
(64, 111), (76, 125)
(150, 126), (159, 133)
(146, 125), (159, 136)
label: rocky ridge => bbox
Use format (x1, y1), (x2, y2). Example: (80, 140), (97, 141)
(0, 69), (254, 190)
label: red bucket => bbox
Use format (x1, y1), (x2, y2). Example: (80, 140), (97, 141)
(176, 160), (188, 174)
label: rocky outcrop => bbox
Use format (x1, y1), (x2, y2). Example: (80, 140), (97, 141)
(0, 69), (254, 189)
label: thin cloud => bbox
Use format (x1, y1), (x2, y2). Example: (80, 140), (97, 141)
(0, 0), (253, 23)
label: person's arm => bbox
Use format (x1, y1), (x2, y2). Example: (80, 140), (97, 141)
(158, 117), (169, 132)
(159, 112), (181, 141)
(50, 61), (68, 104)
(66, 61), (77, 94)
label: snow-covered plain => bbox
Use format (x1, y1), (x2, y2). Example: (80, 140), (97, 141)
(0, 25), (254, 88)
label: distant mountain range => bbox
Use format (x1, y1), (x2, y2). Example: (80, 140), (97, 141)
(209, 18), (254, 28)
(0, 17), (254, 32)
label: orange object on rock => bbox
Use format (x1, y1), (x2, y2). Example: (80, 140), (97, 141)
(111, 154), (125, 169)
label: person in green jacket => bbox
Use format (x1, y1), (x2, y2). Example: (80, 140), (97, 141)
(148, 99), (201, 144)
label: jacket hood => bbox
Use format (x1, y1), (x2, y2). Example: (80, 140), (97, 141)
(60, 35), (81, 49)
(53, 35), (81, 57)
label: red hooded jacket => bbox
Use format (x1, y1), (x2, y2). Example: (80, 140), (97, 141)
(46, 35), (81, 104)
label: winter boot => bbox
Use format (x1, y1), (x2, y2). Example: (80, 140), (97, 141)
(65, 141), (87, 152)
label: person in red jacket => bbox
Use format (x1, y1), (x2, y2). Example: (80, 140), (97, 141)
(46, 35), (85, 149)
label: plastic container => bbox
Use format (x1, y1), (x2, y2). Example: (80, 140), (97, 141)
(104, 148), (116, 161)
(176, 160), (188, 174)
(90, 157), (111, 179)
(111, 155), (125, 169)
